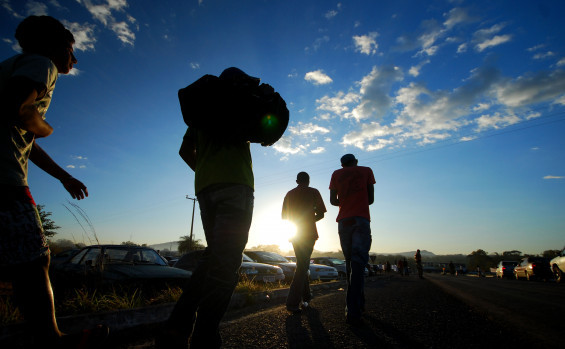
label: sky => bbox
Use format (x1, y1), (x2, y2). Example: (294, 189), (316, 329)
(1, 0), (564, 256)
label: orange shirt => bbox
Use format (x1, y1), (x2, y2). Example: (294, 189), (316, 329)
(329, 166), (375, 222)
(281, 185), (326, 240)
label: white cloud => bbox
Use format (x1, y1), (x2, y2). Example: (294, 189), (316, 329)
(190, 62), (200, 69)
(475, 112), (520, 131)
(476, 34), (512, 52)
(443, 7), (475, 29)
(409, 60), (430, 77)
(325, 10), (338, 19)
(305, 70), (333, 85)
(557, 58), (565, 67)
(353, 32), (378, 55)
(80, 0), (137, 46)
(66, 165), (76, 169)
(288, 122), (330, 135)
(457, 43), (467, 53)
(26, 1), (48, 15)
(351, 65), (403, 121)
(316, 91), (361, 116)
(311, 147), (325, 154)
(63, 21), (97, 52)
(272, 136), (307, 155)
(544, 175), (564, 180)
(533, 51), (555, 60)
(306, 36), (330, 53)
(495, 70), (565, 107)
(341, 122), (399, 150)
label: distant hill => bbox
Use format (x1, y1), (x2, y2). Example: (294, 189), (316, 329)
(375, 250), (436, 258)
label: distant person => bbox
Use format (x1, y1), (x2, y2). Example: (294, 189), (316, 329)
(397, 259), (404, 276)
(281, 171), (326, 313)
(329, 154), (375, 326)
(415, 249), (423, 279)
(0, 15), (106, 347)
(449, 261), (455, 275)
(158, 67), (260, 349)
(403, 257), (409, 276)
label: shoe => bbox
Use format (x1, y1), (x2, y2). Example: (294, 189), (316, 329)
(301, 301), (309, 309)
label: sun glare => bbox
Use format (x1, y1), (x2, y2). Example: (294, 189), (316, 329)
(252, 203), (296, 251)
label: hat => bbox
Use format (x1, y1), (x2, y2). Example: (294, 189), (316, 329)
(340, 154), (357, 166)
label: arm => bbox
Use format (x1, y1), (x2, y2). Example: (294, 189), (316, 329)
(368, 183), (374, 205)
(179, 129), (196, 171)
(329, 189), (339, 206)
(2, 76), (53, 138)
(29, 142), (88, 200)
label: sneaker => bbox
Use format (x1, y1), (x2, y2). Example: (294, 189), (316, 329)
(301, 301), (309, 309)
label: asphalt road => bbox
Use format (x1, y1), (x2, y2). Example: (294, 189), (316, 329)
(117, 273), (561, 349)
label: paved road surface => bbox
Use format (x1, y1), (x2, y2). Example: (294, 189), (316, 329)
(117, 274), (557, 349)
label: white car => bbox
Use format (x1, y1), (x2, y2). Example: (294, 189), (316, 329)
(550, 249), (565, 283)
(286, 256), (338, 281)
(309, 263), (339, 281)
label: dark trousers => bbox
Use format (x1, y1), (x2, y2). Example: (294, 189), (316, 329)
(286, 238), (315, 310)
(338, 217), (371, 320)
(167, 185), (253, 348)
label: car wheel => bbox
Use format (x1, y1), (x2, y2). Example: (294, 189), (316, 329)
(554, 266), (563, 283)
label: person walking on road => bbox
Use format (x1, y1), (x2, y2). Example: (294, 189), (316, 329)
(158, 67), (259, 349)
(0, 15), (109, 348)
(329, 154), (375, 326)
(282, 171), (326, 314)
(415, 249), (424, 279)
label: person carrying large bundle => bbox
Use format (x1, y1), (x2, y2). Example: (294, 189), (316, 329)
(157, 67), (288, 349)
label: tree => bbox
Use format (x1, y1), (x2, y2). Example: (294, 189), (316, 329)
(121, 241), (140, 246)
(178, 236), (205, 254)
(37, 204), (60, 238)
(542, 249), (561, 259)
(247, 244), (282, 255)
(467, 249), (494, 271)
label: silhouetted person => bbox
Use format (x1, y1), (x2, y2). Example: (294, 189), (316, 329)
(403, 257), (409, 276)
(282, 172), (326, 313)
(415, 249), (423, 279)
(398, 259), (404, 276)
(329, 154), (375, 326)
(158, 67), (258, 349)
(449, 261), (455, 275)
(0, 16), (108, 348)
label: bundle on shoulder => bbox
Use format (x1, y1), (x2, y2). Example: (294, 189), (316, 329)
(178, 67), (289, 147)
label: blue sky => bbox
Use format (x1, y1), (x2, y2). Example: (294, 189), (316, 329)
(1, 0), (564, 255)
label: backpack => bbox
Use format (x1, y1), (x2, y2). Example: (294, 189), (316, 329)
(178, 74), (289, 146)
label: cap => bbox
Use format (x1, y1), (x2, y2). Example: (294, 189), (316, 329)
(340, 154), (357, 166)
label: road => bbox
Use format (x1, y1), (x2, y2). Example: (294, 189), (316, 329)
(116, 273), (563, 348)
(426, 272), (564, 347)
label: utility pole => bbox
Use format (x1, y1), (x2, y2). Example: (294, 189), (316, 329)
(186, 196), (197, 251)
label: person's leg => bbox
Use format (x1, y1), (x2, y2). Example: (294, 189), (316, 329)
(189, 185), (253, 348)
(11, 254), (63, 342)
(342, 217), (371, 322)
(286, 238), (314, 311)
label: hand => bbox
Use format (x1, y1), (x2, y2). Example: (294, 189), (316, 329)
(61, 177), (89, 200)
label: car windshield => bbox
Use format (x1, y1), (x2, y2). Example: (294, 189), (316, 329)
(242, 254), (253, 262)
(328, 258), (345, 265)
(104, 247), (167, 266)
(251, 251), (289, 263)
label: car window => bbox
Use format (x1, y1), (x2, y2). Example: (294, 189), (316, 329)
(81, 247), (101, 266)
(328, 258), (345, 265)
(69, 249), (88, 264)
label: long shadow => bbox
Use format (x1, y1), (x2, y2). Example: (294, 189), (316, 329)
(285, 312), (313, 349)
(305, 307), (335, 349)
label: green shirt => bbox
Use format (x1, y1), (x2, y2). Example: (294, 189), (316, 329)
(186, 128), (254, 194)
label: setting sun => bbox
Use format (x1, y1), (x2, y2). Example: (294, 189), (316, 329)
(251, 203), (296, 252)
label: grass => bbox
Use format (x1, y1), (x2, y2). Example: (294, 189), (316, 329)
(0, 278), (293, 326)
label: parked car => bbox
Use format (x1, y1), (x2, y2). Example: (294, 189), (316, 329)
(513, 257), (552, 281)
(286, 256), (338, 281)
(550, 249), (565, 283)
(50, 245), (191, 294)
(50, 248), (80, 266)
(173, 250), (285, 283)
(310, 257), (347, 279)
(245, 251), (298, 281)
(495, 260), (518, 279)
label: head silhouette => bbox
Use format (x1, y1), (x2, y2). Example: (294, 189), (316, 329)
(296, 172), (309, 185)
